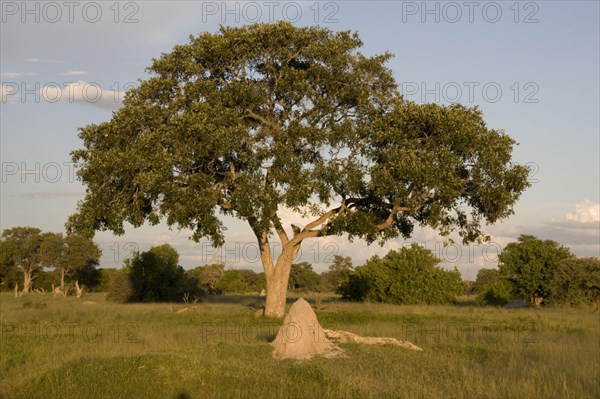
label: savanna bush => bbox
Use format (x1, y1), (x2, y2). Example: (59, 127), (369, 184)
(106, 269), (135, 303)
(548, 257), (600, 307)
(476, 279), (514, 306)
(339, 244), (463, 304)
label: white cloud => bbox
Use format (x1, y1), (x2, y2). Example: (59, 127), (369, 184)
(566, 199), (600, 223)
(1, 72), (38, 78)
(59, 70), (88, 76)
(39, 80), (125, 110)
(25, 58), (59, 63)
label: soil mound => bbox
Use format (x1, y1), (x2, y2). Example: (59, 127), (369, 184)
(271, 298), (342, 360)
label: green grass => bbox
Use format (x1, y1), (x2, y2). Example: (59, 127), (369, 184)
(1, 292), (598, 398)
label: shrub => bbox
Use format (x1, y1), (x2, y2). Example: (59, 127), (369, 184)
(339, 244), (463, 304)
(476, 279), (514, 306)
(289, 262), (320, 292)
(128, 244), (186, 302)
(32, 270), (60, 292)
(186, 264), (225, 295)
(94, 268), (115, 293)
(472, 268), (501, 294)
(216, 270), (249, 293)
(106, 269), (135, 303)
(548, 257), (600, 307)
(319, 255), (354, 293)
(498, 235), (573, 305)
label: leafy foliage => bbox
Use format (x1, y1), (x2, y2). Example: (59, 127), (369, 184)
(498, 235), (574, 305)
(106, 269), (135, 303)
(319, 255), (354, 293)
(69, 22), (530, 245)
(186, 264), (225, 295)
(289, 262), (320, 291)
(107, 244), (199, 302)
(216, 270), (249, 293)
(472, 268), (501, 294)
(472, 268), (513, 306)
(339, 245), (463, 304)
(548, 257), (600, 306)
(67, 22), (530, 316)
(0, 263), (21, 292)
(0, 227), (45, 291)
(127, 244), (187, 302)
(40, 233), (101, 289)
(476, 279), (514, 306)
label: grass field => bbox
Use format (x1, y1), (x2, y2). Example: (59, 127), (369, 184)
(1, 292), (598, 399)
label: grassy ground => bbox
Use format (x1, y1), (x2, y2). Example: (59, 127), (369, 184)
(1, 292), (598, 399)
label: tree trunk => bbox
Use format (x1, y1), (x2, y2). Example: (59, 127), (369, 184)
(60, 267), (65, 292)
(263, 245), (298, 318)
(264, 274), (288, 318)
(22, 269), (33, 293)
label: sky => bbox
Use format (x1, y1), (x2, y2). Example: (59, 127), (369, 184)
(1, 0), (599, 279)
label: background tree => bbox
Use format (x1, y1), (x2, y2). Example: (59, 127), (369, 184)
(41, 233), (101, 292)
(187, 264), (225, 295)
(106, 268), (135, 303)
(498, 235), (574, 306)
(238, 269), (264, 291)
(319, 255), (354, 292)
(339, 245), (463, 304)
(128, 244), (186, 302)
(216, 269), (249, 293)
(67, 22), (530, 317)
(0, 227), (45, 293)
(288, 262), (320, 292)
(472, 268), (501, 294)
(471, 268), (513, 306)
(549, 257), (600, 307)
(0, 262), (22, 292)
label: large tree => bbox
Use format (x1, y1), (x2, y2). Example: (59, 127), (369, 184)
(67, 22), (530, 317)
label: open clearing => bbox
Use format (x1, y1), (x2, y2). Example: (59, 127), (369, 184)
(1, 293), (598, 399)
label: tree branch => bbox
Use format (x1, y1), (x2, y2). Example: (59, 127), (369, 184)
(244, 109), (281, 132)
(248, 217), (274, 276)
(272, 215), (289, 246)
(375, 205), (409, 231)
(303, 200), (347, 232)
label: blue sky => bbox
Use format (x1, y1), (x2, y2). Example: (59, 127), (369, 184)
(1, 1), (599, 279)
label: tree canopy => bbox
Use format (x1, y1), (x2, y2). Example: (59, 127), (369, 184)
(127, 244), (186, 302)
(41, 232), (101, 291)
(67, 22), (530, 317)
(548, 257), (600, 307)
(1, 227), (46, 292)
(498, 235), (574, 305)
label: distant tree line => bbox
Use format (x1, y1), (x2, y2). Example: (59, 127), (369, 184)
(3, 227), (598, 308)
(104, 246), (356, 303)
(0, 227), (101, 295)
